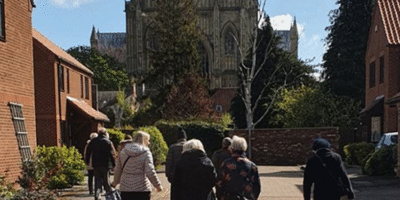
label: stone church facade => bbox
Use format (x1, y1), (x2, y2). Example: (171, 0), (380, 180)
(125, 0), (258, 94)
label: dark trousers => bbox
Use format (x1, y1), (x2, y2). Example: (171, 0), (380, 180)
(120, 191), (151, 200)
(94, 167), (111, 200)
(88, 169), (94, 194)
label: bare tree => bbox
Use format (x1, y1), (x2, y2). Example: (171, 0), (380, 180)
(234, 1), (310, 158)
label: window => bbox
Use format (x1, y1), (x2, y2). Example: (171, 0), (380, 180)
(66, 68), (70, 93)
(198, 42), (209, 77)
(216, 105), (223, 113)
(58, 65), (64, 92)
(84, 76), (89, 99)
(369, 62), (375, 88)
(9, 102), (32, 161)
(225, 28), (235, 55)
(80, 75), (84, 98)
(0, 0), (4, 41)
(379, 56), (384, 84)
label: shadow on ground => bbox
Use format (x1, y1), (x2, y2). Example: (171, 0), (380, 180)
(259, 170), (304, 178)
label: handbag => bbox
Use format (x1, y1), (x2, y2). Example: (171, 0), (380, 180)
(315, 155), (349, 197)
(105, 190), (121, 200)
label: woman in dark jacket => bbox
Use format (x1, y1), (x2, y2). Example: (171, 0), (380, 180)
(171, 139), (216, 200)
(303, 138), (355, 200)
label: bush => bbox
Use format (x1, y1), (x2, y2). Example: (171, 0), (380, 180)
(363, 144), (398, 176)
(16, 155), (59, 199)
(134, 126), (168, 169)
(107, 128), (125, 150)
(0, 175), (15, 199)
(155, 120), (228, 157)
(343, 142), (375, 166)
(35, 146), (86, 189)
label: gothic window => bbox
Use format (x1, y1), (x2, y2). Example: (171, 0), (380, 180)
(198, 42), (209, 77)
(225, 28), (235, 55)
(0, 0), (4, 41)
(9, 102), (32, 161)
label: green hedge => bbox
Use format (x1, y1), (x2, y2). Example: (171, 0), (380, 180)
(107, 128), (125, 150)
(363, 145), (398, 176)
(134, 126), (168, 169)
(37, 146), (86, 189)
(155, 120), (228, 157)
(17, 146), (86, 190)
(343, 142), (375, 166)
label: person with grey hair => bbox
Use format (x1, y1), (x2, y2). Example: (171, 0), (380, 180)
(84, 132), (98, 195)
(171, 139), (216, 200)
(111, 131), (162, 200)
(212, 137), (232, 199)
(85, 128), (116, 200)
(217, 136), (260, 200)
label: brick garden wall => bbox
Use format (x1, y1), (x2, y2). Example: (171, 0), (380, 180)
(0, 0), (35, 182)
(230, 127), (340, 165)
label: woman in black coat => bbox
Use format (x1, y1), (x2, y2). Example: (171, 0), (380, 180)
(171, 139), (216, 200)
(303, 138), (355, 200)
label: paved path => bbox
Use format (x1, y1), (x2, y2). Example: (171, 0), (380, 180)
(58, 165), (400, 200)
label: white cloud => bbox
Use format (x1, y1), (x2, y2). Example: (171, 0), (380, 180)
(50, 0), (95, 8)
(271, 14), (305, 37)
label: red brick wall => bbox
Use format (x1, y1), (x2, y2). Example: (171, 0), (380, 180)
(0, 0), (35, 182)
(365, 4), (400, 135)
(230, 128), (340, 165)
(34, 38), (92, 148)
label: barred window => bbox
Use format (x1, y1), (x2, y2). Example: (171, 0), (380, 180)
(9, 102), (31, 161)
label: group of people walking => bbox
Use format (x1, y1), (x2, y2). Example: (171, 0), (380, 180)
(84, 127), (355, 200)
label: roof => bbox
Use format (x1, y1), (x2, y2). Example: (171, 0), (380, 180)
(32, 29), (93, 75)
(98, 91), (118, 110)
(67, 96), (110, 122)
(379, 0), (400, 45)
(386, 92), (400, 104)
(360, 95), (384, 114)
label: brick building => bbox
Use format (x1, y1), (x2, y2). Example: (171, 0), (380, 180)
(363, 0), (400, 176)
(0, 0), (36, 182)
(33, 29), (109, 154)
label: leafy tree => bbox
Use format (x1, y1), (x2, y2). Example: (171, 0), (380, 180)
(145, 0), (201, 108)
(273, 86), (361, 128)
(231, 15), (316, 129)
(67, 46), (130, 91)
(162, 73), (216, 120)
(322, 0), (375, 103)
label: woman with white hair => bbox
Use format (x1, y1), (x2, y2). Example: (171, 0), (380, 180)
(171, 139), (216, 200)
(84, 132), (98, 195)
(111, 131), (163, 200)
(217, 136), (261, 200)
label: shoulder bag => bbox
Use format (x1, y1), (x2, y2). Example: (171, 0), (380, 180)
(105, 155), (133, 200)
(315, 155), (349, 197)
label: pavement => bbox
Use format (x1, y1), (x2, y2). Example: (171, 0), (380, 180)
(58, 165), (400, 200)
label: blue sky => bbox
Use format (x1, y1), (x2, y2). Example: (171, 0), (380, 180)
(32, 0), (338, 68)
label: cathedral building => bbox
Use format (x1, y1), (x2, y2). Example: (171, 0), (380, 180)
(274, 18), (298, 58)
(91, 0), (258, 112)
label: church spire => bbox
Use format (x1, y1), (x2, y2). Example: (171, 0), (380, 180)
(290, 17), (299, 58)
(90, 25), (98, 48)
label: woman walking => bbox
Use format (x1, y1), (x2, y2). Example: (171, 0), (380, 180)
(217, 136), (261, 200)
(171, 139), (216, 200)
(303, 137), (354, 200)
(111, 131), (163, 200)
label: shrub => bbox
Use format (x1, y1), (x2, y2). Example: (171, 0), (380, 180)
(0, 175), (15, 199)
(35, 146), (86, 189)
(134, 126), (168, 169)
(343, 142), (375, 166)
(363, 144), (398, 176)
(16, 155), (58, 199)
(107, 128), (125, 150)
(155, 120), (228, 157)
